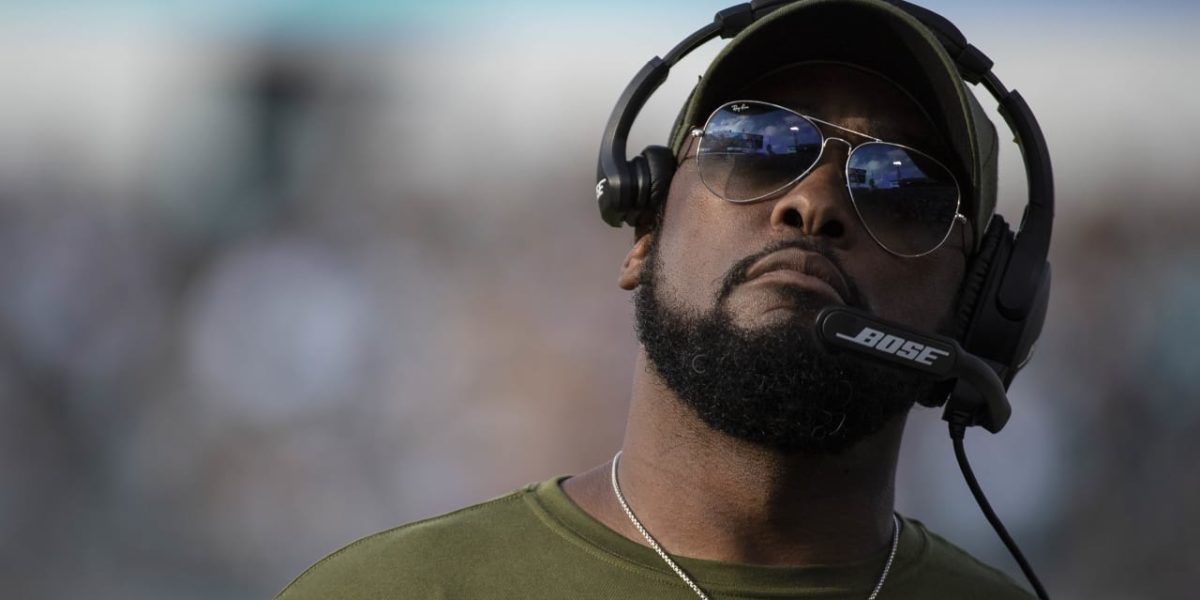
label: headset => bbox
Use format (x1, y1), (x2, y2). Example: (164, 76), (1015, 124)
(595, 0), (1053, 422)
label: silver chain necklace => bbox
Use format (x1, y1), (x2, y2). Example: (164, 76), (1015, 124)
(610, 450), (901, 600)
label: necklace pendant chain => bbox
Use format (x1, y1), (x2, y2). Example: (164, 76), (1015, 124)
(609, 450), (901, 600)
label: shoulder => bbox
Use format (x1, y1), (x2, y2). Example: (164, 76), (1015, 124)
(900, 517), (1037, 599)
(275, 484), (540, 600)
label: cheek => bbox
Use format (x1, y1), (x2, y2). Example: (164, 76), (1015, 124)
(655, 210), (723, 305)
(855, 253), (965, 332)
(654, 168), (760, 304)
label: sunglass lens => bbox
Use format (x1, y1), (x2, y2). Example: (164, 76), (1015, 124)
(846, 143), (960, 256)
(698, 103), (822, 202)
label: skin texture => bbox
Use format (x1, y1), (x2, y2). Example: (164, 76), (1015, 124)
(562, 64), (974, 567)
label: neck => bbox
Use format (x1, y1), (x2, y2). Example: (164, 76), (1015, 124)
(563, 351), (906, 567)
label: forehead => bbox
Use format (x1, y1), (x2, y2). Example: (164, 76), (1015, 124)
(728, 63), (944, 151)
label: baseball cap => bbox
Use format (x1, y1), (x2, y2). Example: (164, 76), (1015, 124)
(667, 0), (998, 251)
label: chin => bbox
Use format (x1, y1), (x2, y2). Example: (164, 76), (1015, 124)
(729, 299), (827, 330)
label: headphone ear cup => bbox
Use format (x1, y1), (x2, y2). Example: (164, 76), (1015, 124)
(640, 145), (677, 217)
(953, 213), (1049, 388)
(951, 216), (1008, 341)
(920, 218), (1010, 410)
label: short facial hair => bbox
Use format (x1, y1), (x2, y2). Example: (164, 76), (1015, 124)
(633, 236), (932, 455)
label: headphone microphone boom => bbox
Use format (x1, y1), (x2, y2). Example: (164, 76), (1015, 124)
(814, 306), (1010, 433)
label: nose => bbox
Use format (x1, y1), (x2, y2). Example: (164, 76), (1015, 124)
(768, 140), (859, 248)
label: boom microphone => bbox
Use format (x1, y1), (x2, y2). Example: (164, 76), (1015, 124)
(813, 305), (1011, 433)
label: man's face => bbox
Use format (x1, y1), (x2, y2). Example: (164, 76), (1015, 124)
(651, 63), (969, 330)
(624, 63), (971, 454)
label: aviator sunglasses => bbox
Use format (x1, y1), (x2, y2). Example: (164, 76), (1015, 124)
(691, 100), (965, 257)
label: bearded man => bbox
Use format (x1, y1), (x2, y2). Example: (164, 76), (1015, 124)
(277, 1), (1041, 598)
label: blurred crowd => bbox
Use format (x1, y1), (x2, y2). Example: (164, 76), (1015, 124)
(1, 4), (1198, 599)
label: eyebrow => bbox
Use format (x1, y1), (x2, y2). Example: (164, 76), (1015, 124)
(806, 115), (883, 142)
(814, 113), (949, 160)
(817, 113), (928, 146)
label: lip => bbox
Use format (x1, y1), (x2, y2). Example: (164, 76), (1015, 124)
(744, 249), (850, 304)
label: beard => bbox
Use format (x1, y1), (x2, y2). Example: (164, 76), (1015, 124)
(634, 237), (933, 455)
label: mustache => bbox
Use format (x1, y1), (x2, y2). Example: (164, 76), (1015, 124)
(716, 238), (867, 310)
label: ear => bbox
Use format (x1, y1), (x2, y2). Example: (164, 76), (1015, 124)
(618, 233), (653, 291)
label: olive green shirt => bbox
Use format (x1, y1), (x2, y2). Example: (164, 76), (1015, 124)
(277, 476), (1034, 599)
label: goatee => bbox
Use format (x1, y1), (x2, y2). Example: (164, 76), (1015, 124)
(633, 237), (932, 455)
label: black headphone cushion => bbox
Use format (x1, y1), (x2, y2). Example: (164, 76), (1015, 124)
(951, 215), (1007, 341)
(640, 145), (676, 215)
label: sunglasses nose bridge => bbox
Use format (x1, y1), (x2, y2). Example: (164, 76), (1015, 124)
(824, 136), (853, 151)
(813, 137), (853, 182)
(815, 137), (853, 171)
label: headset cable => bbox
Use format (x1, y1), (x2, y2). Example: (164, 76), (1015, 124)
(948, 413), (1050, 600)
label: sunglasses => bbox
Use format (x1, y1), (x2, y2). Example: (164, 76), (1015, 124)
(690, 100), (965, 257)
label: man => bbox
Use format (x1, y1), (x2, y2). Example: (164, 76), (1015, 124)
(277, 1), (1038, 598)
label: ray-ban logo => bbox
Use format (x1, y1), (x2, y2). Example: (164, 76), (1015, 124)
(836, 326), (950, 367)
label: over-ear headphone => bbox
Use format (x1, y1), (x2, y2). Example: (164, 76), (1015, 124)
(595, 0), (1053, 417)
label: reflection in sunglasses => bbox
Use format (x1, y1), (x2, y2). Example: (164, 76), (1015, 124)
(696, 100), (961, 257)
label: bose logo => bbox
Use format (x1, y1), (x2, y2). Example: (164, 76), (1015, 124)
(595, 178), (608, 201)
(835, 327), (950, 367)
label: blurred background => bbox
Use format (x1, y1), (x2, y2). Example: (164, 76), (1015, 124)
(1, 1), (1197, 598)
